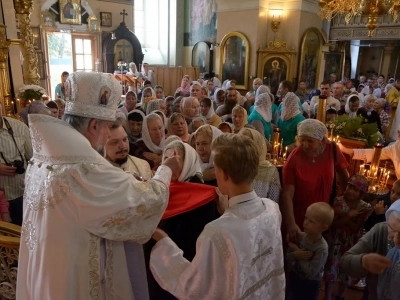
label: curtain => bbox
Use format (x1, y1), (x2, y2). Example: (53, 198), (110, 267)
(152, 67), (200, 97)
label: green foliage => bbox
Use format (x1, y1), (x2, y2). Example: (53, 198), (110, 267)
(328, 115), (379, 148)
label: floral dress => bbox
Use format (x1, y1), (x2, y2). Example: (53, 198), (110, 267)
(324, 196), (371, 284)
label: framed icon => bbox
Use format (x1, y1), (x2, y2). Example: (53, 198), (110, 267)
(100, 12), (112, 27)
(87, 15), (100, 32)
(42, 11), (55, 28)
(59, 0), (82, 25)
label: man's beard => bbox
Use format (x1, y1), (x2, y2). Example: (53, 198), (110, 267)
(114, 156), (128, 165)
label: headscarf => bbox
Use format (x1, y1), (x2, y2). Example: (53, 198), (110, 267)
(180, 97), (200, 120)
(222, 79), (230, 90)
(152, 110), (168, 128)
(281, 92), (302, 121)
(194, 125), (223, 171)
(127, 62), (139, 76)
(232, 105), (248, 133)
(163, 141), (202, 182)
(189, 81), (202, 95)
(141, 87), (156, 113)
(363, 94), (377, 112)
(375, 98), (386, 108)
(213, 88), (224, 104)
(19, 101), (50, 125)
(297, 119), (327, 141)
(377, 200), (400, 299)
(255, 85), (271, 99)
(345, 94), (361, 118)
(238, 127), (281, 188)
(128, 109), (145, 120)
(254, 92), (272, 122)
(179, 75), (192, 95)
(140, 113), (165, 154)
(348, 174), (369, 194)
(165, 135), (181, 146)
(146, 99), (164, 115)
(217, 121), (234, 133)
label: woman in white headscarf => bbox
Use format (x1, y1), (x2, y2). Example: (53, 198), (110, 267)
(193, 124), (223, 186)
(278, 92), (306, 148)
(146, 99), (166, 115)
(199, 97), (221, 127)
(130, 113), (165, 170)
(144, 140), (218, 299)
(238, 127), (281, 203)
(247, 92), (273, 140)
(340, 93), (361, 119)
(282, 119), (349, 243)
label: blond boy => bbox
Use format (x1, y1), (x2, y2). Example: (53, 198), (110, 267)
(286, 202), (334, 300)
(150, 134), (285, 299)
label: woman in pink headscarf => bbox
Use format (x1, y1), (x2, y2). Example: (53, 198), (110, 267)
(175, 75), (192, 97)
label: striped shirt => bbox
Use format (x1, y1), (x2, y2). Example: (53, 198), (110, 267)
(0, 117), (32, 200)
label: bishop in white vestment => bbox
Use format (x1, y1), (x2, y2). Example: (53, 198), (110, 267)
(17, 72), (178, 300)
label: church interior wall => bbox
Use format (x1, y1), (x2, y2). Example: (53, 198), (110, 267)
(358, 47), (385, 77)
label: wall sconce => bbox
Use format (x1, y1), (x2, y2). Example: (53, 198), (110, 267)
(111, 32), (116, 40)
(269, 10), (282, 32)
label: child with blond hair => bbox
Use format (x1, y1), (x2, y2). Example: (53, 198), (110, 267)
(286, 202), (334, 300)
(150, 134), (285, 299)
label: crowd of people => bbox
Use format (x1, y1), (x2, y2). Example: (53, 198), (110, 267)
(0, 69), (399, 300)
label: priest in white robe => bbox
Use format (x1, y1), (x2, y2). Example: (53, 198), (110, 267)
(17, 72), (181, 300)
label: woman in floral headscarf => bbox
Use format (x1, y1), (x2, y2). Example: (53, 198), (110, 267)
(278, 92), (305, 148)
(247, 92), (273, 140)
(282, 119), (350, 243)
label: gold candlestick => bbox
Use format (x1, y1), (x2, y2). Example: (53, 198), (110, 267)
(316, 95), (327, 123)
(272, 128), (280, 159)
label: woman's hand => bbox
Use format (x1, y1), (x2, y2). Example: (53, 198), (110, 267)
(202, 167), (216, 181)
(286, 222), (301, 244)
(152, 228), (168, 242)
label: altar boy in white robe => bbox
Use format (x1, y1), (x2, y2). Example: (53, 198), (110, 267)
(17, 72), (181, 300)
(150, 134), (285, 299)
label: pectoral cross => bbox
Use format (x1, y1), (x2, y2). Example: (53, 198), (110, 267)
(120, 9), (128, 23)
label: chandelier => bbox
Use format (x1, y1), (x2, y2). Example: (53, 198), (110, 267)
(318, 0), (400, 37)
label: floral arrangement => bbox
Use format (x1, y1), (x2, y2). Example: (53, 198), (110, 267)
(18, 85), (46, 102)
(327, 115), (380, 148)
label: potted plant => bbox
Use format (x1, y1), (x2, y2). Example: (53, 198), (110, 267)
(18, 85), (47, 106)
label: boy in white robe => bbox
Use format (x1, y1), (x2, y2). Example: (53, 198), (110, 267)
(150, 134), (285, 299)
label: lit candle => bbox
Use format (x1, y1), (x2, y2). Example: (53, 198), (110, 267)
(359, 164), (364, 174)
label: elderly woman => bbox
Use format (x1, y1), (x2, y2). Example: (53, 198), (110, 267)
(282, 119), (349, 242)
(146, 99), (166, 115)
(374, 98), (390, 135)
(194, 124), (223, 186)
(278, 92), (306, 148)
(359, 94), (382, 132)
(213, 88), (226, 107)
(127, 109), (145, 143)
(141, 87), (156, 113)
(248, 92), (273, 140)
(190, 81), (204, 101)
(232, 105), (248, 133)
(180, 96), (200, 129)
(191, 116), (207, 133)
(130, 113), (165, 169)
(341, 200), (400, 300)
(200, 97), (221, 127)
(167, 112), (190, 142)
(119, 91), (137, 116)
(239, 128), (281, 203)
(145, 140), (219, 299)
(175, 75), (191, 97)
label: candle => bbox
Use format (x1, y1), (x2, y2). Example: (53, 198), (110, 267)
(359, 164), (364, 175)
